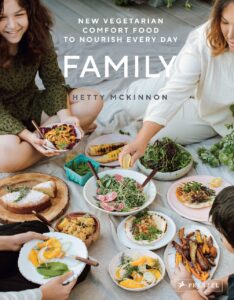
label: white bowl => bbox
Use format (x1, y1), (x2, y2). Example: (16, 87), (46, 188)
(40, 123), (84, 152)
(109, 249), (165, 292)
(137, 146), (193, 181)
(83, 169), (157, 216)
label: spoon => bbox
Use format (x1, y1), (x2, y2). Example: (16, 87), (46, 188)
(64, 255), (99, 267)
(31, 120), (44, 139)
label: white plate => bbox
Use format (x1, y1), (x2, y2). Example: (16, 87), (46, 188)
(18, 232), (88, 285)
(137, 145), (193, 181)
(109, 249), (165, 292)
(85, 133), (131, 166)
(164, 225), (220, 284)
(83, 169), (157, 216)
(40, 123), (84, 153)
(117, 211), (176, 250)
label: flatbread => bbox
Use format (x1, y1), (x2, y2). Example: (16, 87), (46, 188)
(125, 212), (167, 245)
(176, 182), (215, 209)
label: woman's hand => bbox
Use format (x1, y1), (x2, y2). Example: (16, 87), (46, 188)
(41, 272), (77, 300)
(28, 133), (60, 157)
(119, 139), (148, 167)
(0, 232), (48, 251)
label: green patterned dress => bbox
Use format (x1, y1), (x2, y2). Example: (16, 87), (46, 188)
(0, 37), (68, 135)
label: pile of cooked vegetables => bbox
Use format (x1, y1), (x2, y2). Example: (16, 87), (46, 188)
(88, 142), (126, 163)
(173, 228), (218, 282)
(115, 255), (162, 289)
(198, 124), (234, 171)
(41, 124), (79, 150)
(57, 214), (96, 241)
(95, 174), (146, 212)
(140, 138), (192, 172)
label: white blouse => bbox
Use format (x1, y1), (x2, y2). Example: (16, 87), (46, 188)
(144, 22), (234, 137)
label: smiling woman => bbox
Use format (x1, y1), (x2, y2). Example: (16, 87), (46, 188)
(0, 0), (103, 173)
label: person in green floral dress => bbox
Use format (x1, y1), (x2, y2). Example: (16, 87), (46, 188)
(0, 0), (103, 173)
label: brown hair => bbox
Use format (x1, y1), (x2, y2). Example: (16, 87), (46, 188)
(207, 0), (234, 56)
(0, 0), (53, 68)
(209, 186), (234, 248)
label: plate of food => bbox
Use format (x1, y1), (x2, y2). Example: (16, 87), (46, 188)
(109, 249), (165, 291)
(117, 210), (176, 250)
(55, 212), (100, 248)
(85, 133), (131, 166)
(40, 123), (83, 152)
(164, 225), (220, 284)
(18, 232), (88, 285)
(83, 169), (157, 216)
(137, 138), (193, 181)
(167, 176), (230, 222)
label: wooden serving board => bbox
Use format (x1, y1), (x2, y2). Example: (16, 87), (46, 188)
(0, 173), (69, 224)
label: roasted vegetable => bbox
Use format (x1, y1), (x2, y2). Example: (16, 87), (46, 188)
(189, 241), (197, 264)
(175, 252), (182, 267)
(197, 248), (211, 272)
(195, 230), (203, 244)
(96, 147), (123, 163)
(202, 236), (210, 255)
(88, 142), (125, 156)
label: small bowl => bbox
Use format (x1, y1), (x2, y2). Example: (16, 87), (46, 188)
(109, 249), (165, 292)
(55, 212), (100, 248)
(137, 145), (193, 181)
(40, 123), (84, 152)
(64, 154), (100, 186)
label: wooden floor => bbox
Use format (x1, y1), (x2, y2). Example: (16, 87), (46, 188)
(43, 0), (211, 34)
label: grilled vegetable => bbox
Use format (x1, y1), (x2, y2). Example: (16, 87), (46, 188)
(96, 147), (123, 163)
(175, 252), (182, 267)
(197, 248), (211, 272)
(189, 241), (197, 264)
(88, 143), (126, 156)
(195, 230), (203, 244)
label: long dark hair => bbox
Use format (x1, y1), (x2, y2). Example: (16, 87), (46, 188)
(207, 0), (234, 56)
(0, 0), (53, 67)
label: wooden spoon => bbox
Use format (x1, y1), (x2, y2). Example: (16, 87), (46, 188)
(141, 167), (158, 188)
(65, 255), (99, 267)
(32, 210), (57, 232)
(87, 161), (103, 187)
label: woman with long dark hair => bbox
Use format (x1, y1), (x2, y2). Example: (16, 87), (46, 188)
(0, 0), (103, 173)
(119, 0), (234, 167)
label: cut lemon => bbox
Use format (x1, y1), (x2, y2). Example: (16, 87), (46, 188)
(210, 177), (222, 188)
(121, 154), (132, 169)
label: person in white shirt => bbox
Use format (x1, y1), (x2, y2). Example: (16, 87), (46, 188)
(119, 0), (234, 166)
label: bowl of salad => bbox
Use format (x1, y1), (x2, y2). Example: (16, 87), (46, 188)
(138, 138), (193, 181)
(109, 249), (165, 291)
(40, 123), (83, 152)
(83, 169), (157, 216)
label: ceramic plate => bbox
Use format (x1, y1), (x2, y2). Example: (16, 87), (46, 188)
(109, 249), (165, 292)
(167, 175), (230, 223)
(117, 211), (176, 250)
(85, 133), (131, 166)
(83, 169), (157, 216)
(18, 232), (88, 285)
(164, 225), (220, 285)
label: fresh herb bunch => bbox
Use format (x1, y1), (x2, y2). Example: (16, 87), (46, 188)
(70, 161), (90, 176)
(140, 138), (192, 172)
(198, 124), (234, 171)
(98, 175), (146, 210)
(6, 186), (31, 203)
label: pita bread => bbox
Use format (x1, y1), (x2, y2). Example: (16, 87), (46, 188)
(125, 212), (167, 245)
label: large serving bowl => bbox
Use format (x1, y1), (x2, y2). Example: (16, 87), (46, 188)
(137, 145), (193, 181)
(83, 169), (157, 216)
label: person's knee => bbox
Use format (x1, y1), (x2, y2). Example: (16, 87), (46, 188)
(0, 137), (26, 172)
(91, 90), (103, 115)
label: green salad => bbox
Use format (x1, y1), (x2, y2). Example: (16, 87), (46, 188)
(140, 138), (192, 172)
(70, 161), (90, 176)
(96, 174), (146, 212)
(37, 262), (69, 279)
